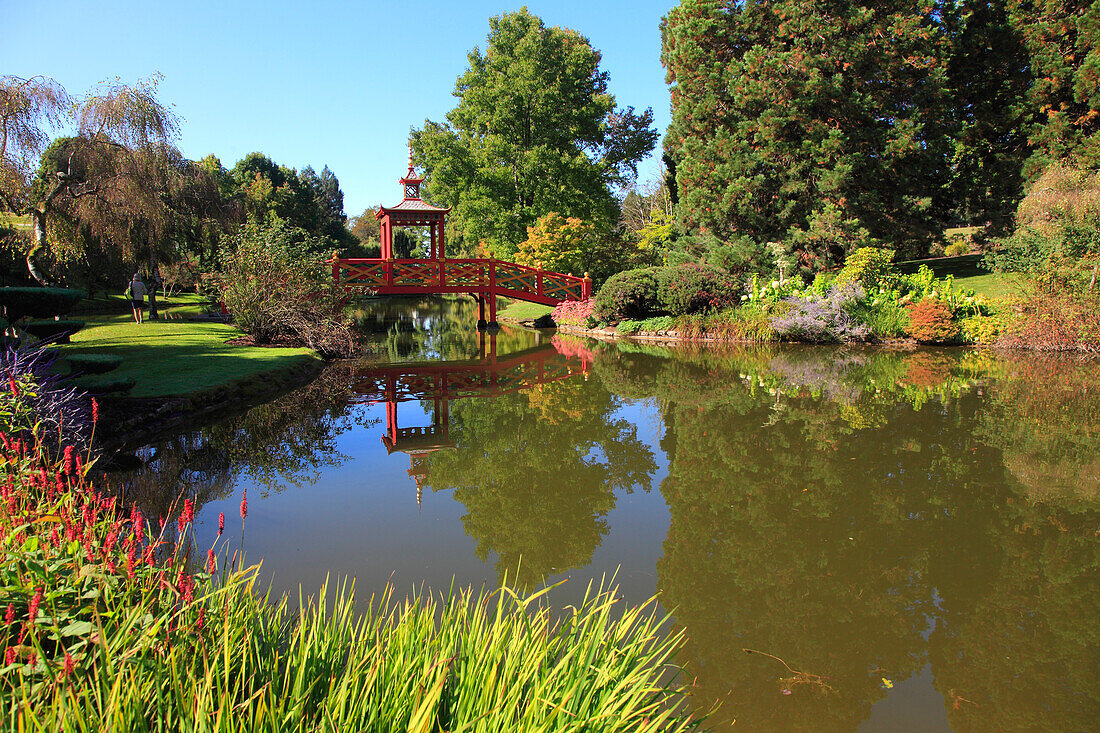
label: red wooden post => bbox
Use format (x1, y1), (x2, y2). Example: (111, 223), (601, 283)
(488, 255), (497, 326)
(331, 257), (341, 286)
(583, 271), (592, 299)
(537, 270), (543, 298)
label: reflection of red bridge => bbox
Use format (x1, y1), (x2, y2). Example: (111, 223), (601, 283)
(353, 336), (593, 504)
(328, 156), (590, 328)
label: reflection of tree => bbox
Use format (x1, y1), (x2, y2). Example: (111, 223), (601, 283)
(929, 496), (1100, 732)
(426, 375), (656, 587)
(357, 297), (543, 362)
(975, 355), (1100, 503)
(112, 362), (362, 518)
(592, 342), (1100, 731)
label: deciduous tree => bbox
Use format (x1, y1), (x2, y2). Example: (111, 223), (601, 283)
(412, 9), (658, 260)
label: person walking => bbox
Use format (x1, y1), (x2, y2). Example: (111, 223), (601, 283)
(126, 273), (148, 324)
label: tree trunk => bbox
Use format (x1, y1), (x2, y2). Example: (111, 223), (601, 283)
(27, 207), (51, 285)
(147, 248), (160, 320)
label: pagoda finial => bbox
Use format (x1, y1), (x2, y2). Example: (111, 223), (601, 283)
(407, 141), (414, 174)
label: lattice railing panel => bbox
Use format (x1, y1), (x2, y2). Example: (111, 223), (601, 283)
(392, 261), (441, 286)
(444, 261), (488, 287)
(343, 262), (386, 287)
(495, 263), (538, 294)
(542, 273), (583, 301)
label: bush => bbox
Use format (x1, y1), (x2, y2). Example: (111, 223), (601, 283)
(0, 287), (85, 325)
(997, 290), (1100, 351)
(21, 319), (84, 343)
(944, 240), (971, 257)
(65, 354), (123, 375)
(0, 343), (91, 451)
(594, 267), (662, 321)
(958, 313), (1006, 344)
(905, 298), (959, 343)
(616, 316), (676, 336)
(657, 263), (740, 316)
(770, 285), (871, 343)
(550, 298), (596, 327)
(217, 222), (358, 358)
(835, 246), (896, 290)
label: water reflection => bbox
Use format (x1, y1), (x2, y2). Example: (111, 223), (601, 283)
(593, 343), (1100, 731)
(110, 305), (1100, 731)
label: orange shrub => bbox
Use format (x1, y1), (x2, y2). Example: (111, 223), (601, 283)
(905, 299), (959, 343)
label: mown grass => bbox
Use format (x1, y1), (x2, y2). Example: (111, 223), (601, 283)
(497, 300), (554, 321)
(57, 294), (316, 397)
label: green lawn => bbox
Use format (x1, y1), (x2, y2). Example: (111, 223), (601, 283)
(0, 212), (31, 231)
(497, 300), (553, 321)
(953, 272), (1023, 300)
(58, 296), (317, 398)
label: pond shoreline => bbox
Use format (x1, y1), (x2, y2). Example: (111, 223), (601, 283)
(95, 353), (324, 452)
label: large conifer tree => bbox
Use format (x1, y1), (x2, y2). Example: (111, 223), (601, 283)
(661, 0), (950, 270)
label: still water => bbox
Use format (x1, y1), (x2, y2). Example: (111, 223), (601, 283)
(115, 299), (1100, 732)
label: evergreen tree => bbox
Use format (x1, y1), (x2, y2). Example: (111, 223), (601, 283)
(1005, 0), (1100, 176)
(661, 0), (950, 272)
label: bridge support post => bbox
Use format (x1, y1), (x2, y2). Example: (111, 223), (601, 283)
(476, 295), (488, 331)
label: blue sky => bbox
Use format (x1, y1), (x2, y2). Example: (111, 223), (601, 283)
(4, 0), (674, 218)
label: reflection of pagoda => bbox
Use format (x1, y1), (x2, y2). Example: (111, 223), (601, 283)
(381, 397), (453, 508)
(356, 334), (593, 506)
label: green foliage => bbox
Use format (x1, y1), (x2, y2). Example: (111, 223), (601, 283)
(216, 222), (357, 357)
(1006, 0), (1100, 175)
(515, 213), (606, 280)
(0, 287), (84, 324)
(616, 316), (676, 336)
(413, 9), (657, 257)
(987, 163), (1100, 292)
(657, 262), (740, 316)
(835, 247), (897, 291)
(957, 312), (1007, 344)
(661, 0), (947, 266)
(594, 267), (663, 322)
(21, 319), (83, 343)
(850, 298), (911, 339)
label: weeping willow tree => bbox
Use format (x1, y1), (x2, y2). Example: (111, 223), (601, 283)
(0, 74), (227, 316)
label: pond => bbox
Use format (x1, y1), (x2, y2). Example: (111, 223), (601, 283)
(113, 298), (1100, 732)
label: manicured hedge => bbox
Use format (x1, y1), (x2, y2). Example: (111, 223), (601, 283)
(21, 319), (85, 343)
(0, 287), (85, 323)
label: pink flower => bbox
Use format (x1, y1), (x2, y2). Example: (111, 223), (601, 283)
(91, 397), (99, 425)
(63, 446), (74, 475)
(8, 373), (19, 397)
(4, 647), (15, 665)
(27, 588), (42, 625)
(63, 651), (75, 677)
(240, 490), (248, 520)
(3, 604), (13, 627)
(218, 512), (224, 536)
(207, 549), (216, 574)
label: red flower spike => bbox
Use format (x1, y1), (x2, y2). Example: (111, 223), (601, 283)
(207, 548), (216, 574)
(217, 512), (224, 536)
(91, 397), (99, 425)
(63, 446), (74, 475)
(27, 588), (42, 625)
(4, 647), (15, 666)
(240, 489), (248, 520)
(8, 373), (19, 397)
(4, 604), (13, 627)
(63, 652), (75, 677)
(196, 606), (205, 631)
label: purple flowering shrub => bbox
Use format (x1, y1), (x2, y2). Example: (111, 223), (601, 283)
(1, 343), (92, 451)
(551, 298), (597, 327)
(770, 284), (872, 343)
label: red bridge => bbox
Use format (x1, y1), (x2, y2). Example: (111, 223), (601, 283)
(329, 155), (590, 328)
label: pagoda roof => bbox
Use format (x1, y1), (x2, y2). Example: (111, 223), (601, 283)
(377, 198), (451, 216)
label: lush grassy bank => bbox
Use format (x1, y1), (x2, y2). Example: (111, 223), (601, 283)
(60, 295), (317, 398)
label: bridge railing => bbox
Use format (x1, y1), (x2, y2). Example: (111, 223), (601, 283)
(330, 257), (591, 304)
